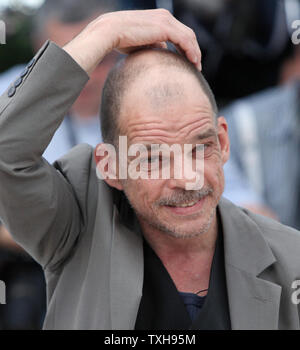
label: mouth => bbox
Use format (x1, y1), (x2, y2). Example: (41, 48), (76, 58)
(164, 197), (205, 215)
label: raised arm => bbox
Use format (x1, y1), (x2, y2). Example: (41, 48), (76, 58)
(0, 42), (90, 270)
(0, 9), (201, 271)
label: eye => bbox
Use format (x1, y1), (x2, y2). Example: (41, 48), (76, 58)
(203, 143), (215, 158)
(192, 144), (204, 155)
(150, 155), (161, 163)
(190, 143), (213, 159)
(140, 155), (162, 173)
(140, 155), (160, 164)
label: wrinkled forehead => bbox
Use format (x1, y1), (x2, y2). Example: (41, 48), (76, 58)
(108, 50), (216, 146)
(120, 71), (212, 129)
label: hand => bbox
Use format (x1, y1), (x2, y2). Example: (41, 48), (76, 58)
(63, 9), (202, 76)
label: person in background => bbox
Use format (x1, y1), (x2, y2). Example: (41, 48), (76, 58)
(222, 46), (300, 229)
(222, 157), (278, 220)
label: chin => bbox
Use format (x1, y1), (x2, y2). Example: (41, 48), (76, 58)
(155, 212), (216, 239)
(164, 230), (207, 240)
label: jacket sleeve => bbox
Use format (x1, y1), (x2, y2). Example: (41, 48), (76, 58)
(0, 41), (90, 270)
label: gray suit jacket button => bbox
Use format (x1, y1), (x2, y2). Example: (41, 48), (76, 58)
(7, 86), (16, 97)
(14, 77), (23, 88)
(20, 67), (29, 78)
(27, 58), (36, 68)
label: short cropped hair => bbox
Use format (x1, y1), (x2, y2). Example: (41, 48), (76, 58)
(100, 49), (218, 145)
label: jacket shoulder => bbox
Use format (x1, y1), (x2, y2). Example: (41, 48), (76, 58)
(219, 197), (300, 277)
(242, 208), (300, 274)
(53, 143), (95, 179)
(53, 143), (97, 227)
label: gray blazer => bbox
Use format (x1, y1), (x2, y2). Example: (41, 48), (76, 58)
(0, 41), (300, 330)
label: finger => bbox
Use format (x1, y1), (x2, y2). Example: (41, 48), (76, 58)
(175, 20), (202, 70)
(166, 29), (201, 70)
(174, 22), (202, 70)
(174, 43), (202, 71)
(151, 41), (168, 49)
(164, 14), (202, 70)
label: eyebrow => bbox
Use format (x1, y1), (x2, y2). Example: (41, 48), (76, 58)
(194, 128), (217, 141)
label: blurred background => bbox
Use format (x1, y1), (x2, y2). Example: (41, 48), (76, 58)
(0, 0), (299, 329)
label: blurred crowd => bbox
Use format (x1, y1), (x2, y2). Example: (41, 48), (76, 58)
(0, 0), (299, 329)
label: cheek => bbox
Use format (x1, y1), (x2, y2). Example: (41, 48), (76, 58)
(139, 180), (165, 208)
(122, 179), (162, 208)
(204, 157), (224, 190)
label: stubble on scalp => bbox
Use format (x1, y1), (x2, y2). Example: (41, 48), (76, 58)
(100, 48), (218, 145)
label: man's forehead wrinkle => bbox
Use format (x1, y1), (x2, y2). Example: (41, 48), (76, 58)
(121, 103), (214, 141)
(119, 119), (164, 136)
(175, 116), (214, 137)
(127, 119), (164, 130)
(127, 118), (214, 145)
(127, 128), (178, 144)
(124, 103), (213, 130)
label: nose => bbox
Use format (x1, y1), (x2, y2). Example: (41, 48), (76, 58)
(165, 177), (189, 191)
(164, 155), (204, 191)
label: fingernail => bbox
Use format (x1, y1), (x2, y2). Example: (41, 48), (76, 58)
(193, 56), (202, 71)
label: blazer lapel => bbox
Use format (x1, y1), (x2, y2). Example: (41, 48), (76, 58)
(225, 264), (282, 329)
(109, 201), (144, 330)
(218, 197), (282, 329)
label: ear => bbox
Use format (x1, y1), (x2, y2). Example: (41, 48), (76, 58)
(94, 143), (124, 191)
(217, 116), (230, 164)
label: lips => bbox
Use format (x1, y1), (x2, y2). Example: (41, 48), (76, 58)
(167, 199), (200, 208)
(164, 197), (205, 215)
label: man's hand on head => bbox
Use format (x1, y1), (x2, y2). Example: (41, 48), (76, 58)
(62, 9), (202, 76)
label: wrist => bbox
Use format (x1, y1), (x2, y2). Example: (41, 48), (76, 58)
(62, 17), (117, 76)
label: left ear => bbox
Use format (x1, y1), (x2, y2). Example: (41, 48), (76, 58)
(217, 116), (230, 164)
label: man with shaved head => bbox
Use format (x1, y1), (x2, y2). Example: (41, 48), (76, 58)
(0, 10), (299, 330)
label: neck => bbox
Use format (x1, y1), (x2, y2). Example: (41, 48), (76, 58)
(139, 214), (218, 294)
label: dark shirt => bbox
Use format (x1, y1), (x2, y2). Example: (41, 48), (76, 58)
(178, 292), (206, 322)
(135, 213), (231, 330)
